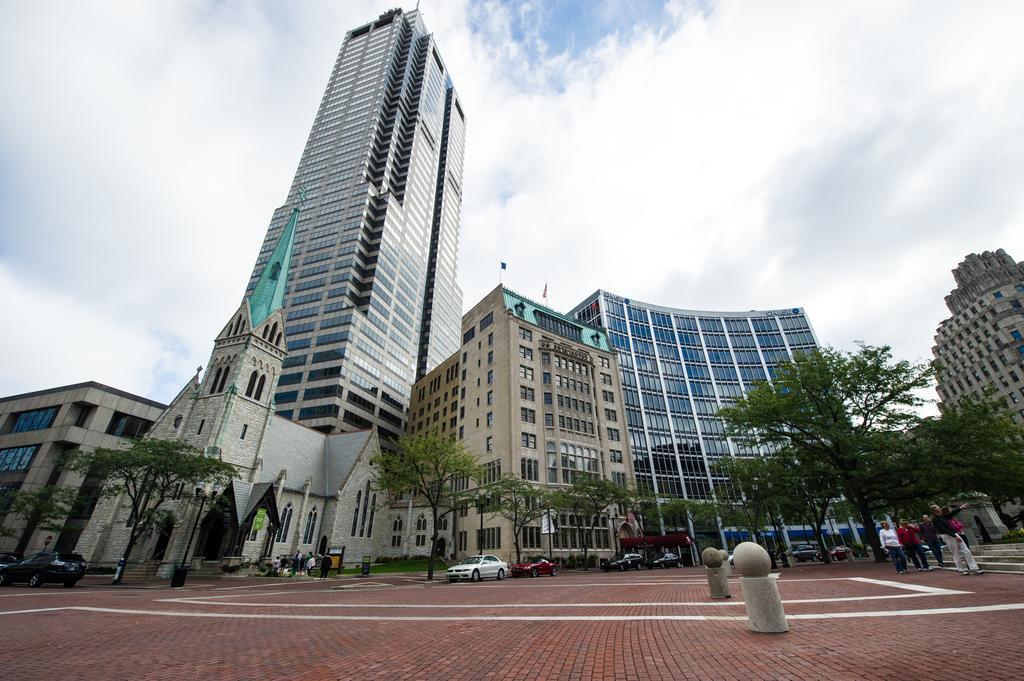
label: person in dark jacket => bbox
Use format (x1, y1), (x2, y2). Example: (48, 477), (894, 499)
(919, 515), (946, 568)
(930, 504), (983, 575)
(319, 553), (331, 580)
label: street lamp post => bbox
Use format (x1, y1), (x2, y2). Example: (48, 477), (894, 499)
(475, 494), (486, 555)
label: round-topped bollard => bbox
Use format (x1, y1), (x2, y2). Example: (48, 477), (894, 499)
(702, 547), (730, 599)
(733, 541), (788, 633)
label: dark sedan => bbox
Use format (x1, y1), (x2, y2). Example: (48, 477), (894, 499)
(646, 552), (682, 569)
(790, 544), (822, 562)
(602, 553), (645, 571)
(0, 552), (23, 569)
(0, 551), (88, 588)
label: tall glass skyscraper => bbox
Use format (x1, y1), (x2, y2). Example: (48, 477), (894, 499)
(570, 291), (819, 512)
(246, 9), (466, 439)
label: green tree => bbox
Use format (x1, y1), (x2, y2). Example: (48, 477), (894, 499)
(913, 393), (1024, 527)
(719, 344), (933, 562)
(65, 439), (236, 583)
(373, 433), (482, 581)
(564, 476), (624, 570)
(771, 451), (844, 562)
(710, 456), (786, 546)
(491, 475), (551, 564)
(0, 485), (79, 552)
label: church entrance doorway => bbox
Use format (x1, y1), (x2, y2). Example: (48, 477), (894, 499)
(150, 518), (174, 561)
(318, 535), (328, 555)
(198, 511), (227, 560)
(436, 537), (447, 559)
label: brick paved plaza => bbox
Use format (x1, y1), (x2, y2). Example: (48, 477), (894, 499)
(2, 561), (1022, 680)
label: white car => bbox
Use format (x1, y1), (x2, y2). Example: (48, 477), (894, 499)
(446, 555), (508, 582)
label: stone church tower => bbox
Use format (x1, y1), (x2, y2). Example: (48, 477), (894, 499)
(147, 196), (300, 477)
(75, 194), (302, 566)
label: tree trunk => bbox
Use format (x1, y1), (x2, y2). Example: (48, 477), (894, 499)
(426, 507), (439, 581)
(854, 496), (885, 562)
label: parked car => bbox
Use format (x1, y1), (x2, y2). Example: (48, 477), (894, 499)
(446, 555), (507, 582)
(0, 551), (88, 588)
(510, 557), (558, 578)
(0, 552), (23, 569)
(830, 545), (852, 561)
(646, 552), (682, 569)
(790, 544), (822, 562)
(601, 553), (645, 572)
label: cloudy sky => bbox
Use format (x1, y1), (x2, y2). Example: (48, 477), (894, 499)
(2, 0), (1023, 405)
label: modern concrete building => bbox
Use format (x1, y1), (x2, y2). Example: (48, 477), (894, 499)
(408, 285), (637, 563)
(570, 290), (821, 545)
(0, 382), (165, 555)
(247, 7), (466, 440)
(933, 249), (1024, 423)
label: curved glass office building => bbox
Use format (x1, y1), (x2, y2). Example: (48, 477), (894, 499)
(570, 290), (819, 514)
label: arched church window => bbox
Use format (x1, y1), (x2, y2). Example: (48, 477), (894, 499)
(276, 504), (293, 542)
(393, 517), (402, 533)
(350, 490), (362, 537)
(254, 374), (267, 401)
(366, 494), (377, 538)
(303, 508), (318, 544)
(245, 371), (258, 398)
(233, 315), (243, 335)
(270, 322), (279, 339)
(173, 415), (183, 430)
(269, 261), (281, 281)
(216, 366), (231, 393)
(209, 367), (223, 395)
(275, 332), (283, 346)
(262, 325), (269, 340)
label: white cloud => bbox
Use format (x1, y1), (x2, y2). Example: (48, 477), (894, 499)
(2, 1), (1023, 403)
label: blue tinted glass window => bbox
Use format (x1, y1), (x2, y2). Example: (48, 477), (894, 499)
(12, 407), (58, 433)
(0, 445), (39, 471)
(994, 291), (1004, 299)
(1012, 330), (1022, 341)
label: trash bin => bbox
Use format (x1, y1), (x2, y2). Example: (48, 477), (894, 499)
(170, 566), (189, 588)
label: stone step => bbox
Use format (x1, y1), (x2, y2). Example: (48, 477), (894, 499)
(966, 548), (1024, 561)
(975, 561), (1024, 573)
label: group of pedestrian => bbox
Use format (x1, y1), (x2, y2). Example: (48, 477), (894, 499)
(878, 503), (983, 576)
(270, 552), (335, 579)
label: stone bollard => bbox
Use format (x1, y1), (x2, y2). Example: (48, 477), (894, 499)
(733, 542), (788, 633)
(719, 549), (731, 577)
(702, 547), (731, 599)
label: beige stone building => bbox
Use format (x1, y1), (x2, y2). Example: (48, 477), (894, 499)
(408, 285), (636, 563)
(933, 249), (1024, 421)
(0, 383), (165, 555)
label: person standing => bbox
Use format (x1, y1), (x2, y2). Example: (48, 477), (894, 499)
(897, 520), (931, 571)
(292, 551), (302, 576)
(879, 521), (907, 574)
(319, 553), (331, 580)
(930, 504), (983, 575)
(306, 552), (316, 575)
(919, 515), (946, 568)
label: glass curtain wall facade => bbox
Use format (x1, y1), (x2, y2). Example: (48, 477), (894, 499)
(571, 290), (819, 505)
(245, 9), (466, 439)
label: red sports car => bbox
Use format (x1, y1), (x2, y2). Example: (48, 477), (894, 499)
(510, 557), (558, 578)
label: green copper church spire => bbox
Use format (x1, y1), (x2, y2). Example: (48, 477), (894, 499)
(248, 188), (305, 327)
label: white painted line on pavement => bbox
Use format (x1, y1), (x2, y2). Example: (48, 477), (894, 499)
(0, 607), (72, 616)
(8, 602), (1019, 622)
(847, 577), (969, 596)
